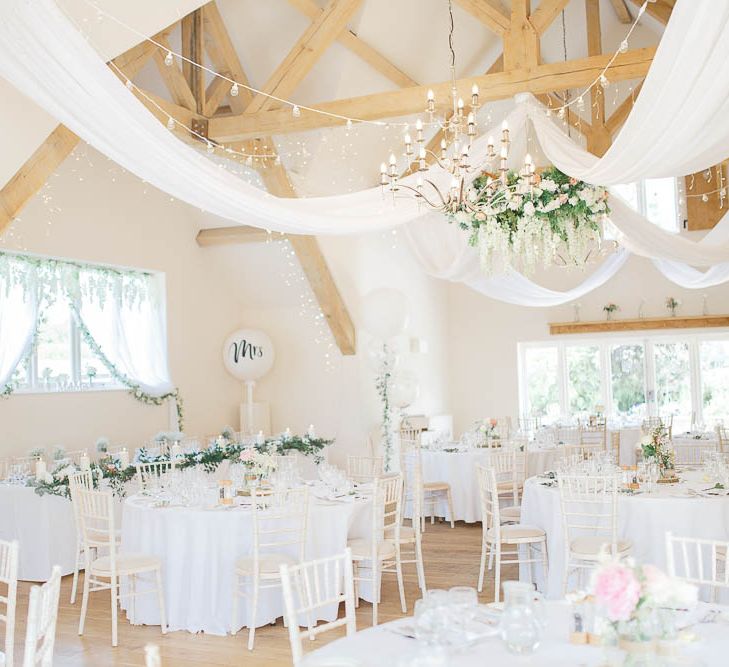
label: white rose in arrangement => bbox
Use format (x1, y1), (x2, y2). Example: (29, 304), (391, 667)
(454, 210), (471, 225)
(640, 435), (654, 447)
(568, 196), (578, 206)
(579, 189), (596, 206)
(523, 201), (536, 216)
(540, 178), (557, 192)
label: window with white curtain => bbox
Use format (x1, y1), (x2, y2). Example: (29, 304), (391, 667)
(612, 177), (682, 232)
(519, 331), (729, 429)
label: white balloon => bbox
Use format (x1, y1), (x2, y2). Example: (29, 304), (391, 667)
(390, 372), (420, 409)
(361, 288), (410, 340)
(364, 340), (400, 373)
(222, 329), (275, 381)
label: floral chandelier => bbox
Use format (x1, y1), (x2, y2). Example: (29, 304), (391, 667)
(379, 0), (614, 275)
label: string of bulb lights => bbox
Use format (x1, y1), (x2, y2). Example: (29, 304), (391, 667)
(82, 0), (651, 143)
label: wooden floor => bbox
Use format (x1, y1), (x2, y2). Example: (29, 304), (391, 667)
(11, 521), (515, 666)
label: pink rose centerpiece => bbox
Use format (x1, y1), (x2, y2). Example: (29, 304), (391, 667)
(591, 557), (697, 651)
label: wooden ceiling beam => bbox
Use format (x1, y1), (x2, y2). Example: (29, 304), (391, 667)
(196, 226), (277, 245)
(626, 0), (674, 25)
(209, 46), (656, 142)
(585, 0), (611, 156)
(152, 34), (198, 111)
(609, 0), (632, 23)
(504, 0), (539, 70)
(0, 37), (161, 235)
(529, 0), (570, 35)
(181, 9), (206, 114)
(288, 0), (418, 87)
(453, 0), (510, 36)
(245, 0), (364, 114)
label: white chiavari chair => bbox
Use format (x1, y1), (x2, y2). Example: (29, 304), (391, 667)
(280, 549), (357, 667)
(0, 540), (19, 667)
(518, 416), (541, 437)
(610, 431), (621, 464)
(22, 565), (61, 667)
(135, 460), (178, 492)
(673, 442), (717, 468)
(348, 475), (406, 625)
(557, 474), (632, 594)
(399, 431), (454, 530)
(346, 456), (383, 483)
(579, 422), (607, 454)
(232, 487), (309, 651)
(666, 532), (729, 602)
(489, 449), (525, 523)
(397, 443), (427, 595)
(76, 488), (167, 647)
(476, 466), (547, 602)
(556, 425), (580, 446)
(716, 426), (728, 454)
(0, 459), (10, 481)
(68, 470), (95, 605)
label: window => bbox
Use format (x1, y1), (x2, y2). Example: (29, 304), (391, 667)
(519, 332), (729, 428)
(16, 297), (119, 393)
(566, 345), (601, 415)
(613, 177), (680, 232)
(523, 345), (560, 421)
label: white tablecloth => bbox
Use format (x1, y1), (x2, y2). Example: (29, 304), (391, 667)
(520, 471), (729, 598)
(302, 601), (729, 666)
(0, 484), (76, 581)
(120, 493), (371, 635)
(418, 447), (559, 524)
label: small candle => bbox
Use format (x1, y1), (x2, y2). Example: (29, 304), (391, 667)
(256, 430), (264, 445)
(79, 451), (90, 471)
(284, 427), (292, 439)
(307, 424), (316, 438)
(118, 447), (130, 469)
(170, 443), (182, 460)
(35, 458), (46, 478)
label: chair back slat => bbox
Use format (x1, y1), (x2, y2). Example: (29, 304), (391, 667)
(252, 487), (309, 563)
(666, 532), (729, 600)
(0, 539), (19, 667)
(347, 456), (383, 483)
(135, 461), (177, 492)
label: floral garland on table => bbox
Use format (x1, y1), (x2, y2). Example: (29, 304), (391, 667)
(449, 167), (609, 275)
(374, 344), (395, 471)
(30, 431), (333, 500)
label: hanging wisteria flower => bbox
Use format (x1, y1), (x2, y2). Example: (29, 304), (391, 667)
(448, 166), (609, 275)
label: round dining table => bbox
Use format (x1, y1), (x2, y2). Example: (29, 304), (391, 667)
(417, 446), (560, 523)
(301, 600), (729, 666)
(0, 483), (76, 581)
(520, 469), (729, 599)
(120, 489), (372, 635)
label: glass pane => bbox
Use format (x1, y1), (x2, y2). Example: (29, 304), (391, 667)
(36, 300), (73, 390)
(644, 177), (678, 232)
(610, 344), (646, 419)
(566, 345), (601, 415)
(80, 337), (115, 388)
(524, 347), (560, 422)
(700, 340), (729, 427)
(654, 342), (691, 431)
(612, 182), (639, 211)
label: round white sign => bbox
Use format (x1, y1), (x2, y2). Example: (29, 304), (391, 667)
(222, 329), (275, 382)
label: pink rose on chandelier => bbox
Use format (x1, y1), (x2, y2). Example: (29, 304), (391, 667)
(592, 562), (641, 621)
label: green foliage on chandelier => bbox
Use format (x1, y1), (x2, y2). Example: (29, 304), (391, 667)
(448, 167), (610, 274)
(31, 434), (333, 500)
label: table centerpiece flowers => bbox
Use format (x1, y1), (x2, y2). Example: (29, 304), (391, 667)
(640, 425), (676, 481)
(239, 448), (277, 487)
(592, 556), (697, 659)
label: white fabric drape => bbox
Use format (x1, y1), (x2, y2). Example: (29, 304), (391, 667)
(0, 269), (38, 389)
(74, 272), (173, 396)
(404, 215), (630, 307)
(528, 0), (729, 184)
(652, 260), (729, 289)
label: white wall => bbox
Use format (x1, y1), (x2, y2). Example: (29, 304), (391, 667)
(447, 255), (729, 435)
(0, 146), (452, 466)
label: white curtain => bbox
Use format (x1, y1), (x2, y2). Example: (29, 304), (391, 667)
(73, 271), (173, 396)
(652, 260), (729, 289)
(0, 268), (39, 389)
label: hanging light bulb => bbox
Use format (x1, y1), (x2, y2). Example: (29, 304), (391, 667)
(619, 40), (629, 53)
(206, 142), (215, 154)
(576, 96), (585, 110)
(230, 83), (239, 97)
(166, 116), (175, 130)
(274, 155), (282, 166)
(245, 155), (253, 166)
(125, 79), (134, 90)
(346, 118), (353, 130)
(164, 50), (174, 66)
(292, 105), (301, 118)
(600, 74), (609, 88)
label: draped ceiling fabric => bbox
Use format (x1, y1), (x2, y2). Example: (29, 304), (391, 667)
(1, 0), (729, 305)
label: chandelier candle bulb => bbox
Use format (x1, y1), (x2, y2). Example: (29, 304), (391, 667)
(380, 162), (388, 186)
(419, 145), (427, 170)
(501, 120), (510, 145)
(427, 89), (435, 113)
(457, 97), (465, 116)
(467, 112), (476, 136)
(404, 134), (413, 157)
(415, 118), (424, 143)
(487, 136), (495, 158)
(471, 84), (479, 107)
(307, 424), (316, 438)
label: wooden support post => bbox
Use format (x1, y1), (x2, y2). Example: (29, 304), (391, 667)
(585, 0), (611, 156)
(181, 9), (206, 114)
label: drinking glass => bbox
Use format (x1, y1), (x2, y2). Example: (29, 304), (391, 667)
(500, 581), (543, 655)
